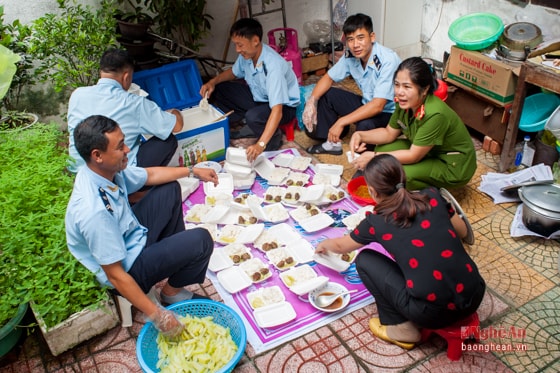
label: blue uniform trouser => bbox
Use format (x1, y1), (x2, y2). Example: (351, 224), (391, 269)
(212, 80), (296, 136)
(307, 87), (391, 140)
(128, 182), (213, 292)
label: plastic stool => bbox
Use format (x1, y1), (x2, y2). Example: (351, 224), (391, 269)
(113, 287), (160, 327)
(420, 312), (480, 361)
(280, 118), (298, 141)
(115, 295), (133, 327)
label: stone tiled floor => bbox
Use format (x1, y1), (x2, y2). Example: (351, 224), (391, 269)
(1, 128), (559, 373)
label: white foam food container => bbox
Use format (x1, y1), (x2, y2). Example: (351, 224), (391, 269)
(317, 185), (346, 205)
(271, 153), (294, 168)
(235, 223), (265, 244)
(313, 251), (357, 272)
(205, 192), (232, 207)
(289, 204), (322, 223)
(233, 171), (256, 190)
(226, 147), (252, 167)
(284, 238), (315, 264)
(298, 213), (335, 233)
(298, 184), (325, 204)
(249, 200), (289, 223)
(246, 285), (285, 309)
(224, 161), (253, 178)
(315, 163), (344, 176)
(230, 193), (258, 210)
(253, 302), (296, 328)
(216, 224), (244, 245)
(177, 176), (200, 201)
(239, 258), (272, 283)
(184, 204), (212, 223)
(184, 223), (218, 241)
(341, 205), (374, 230)
(217, 266), (252, 293)
(254, 157), (290, 185)
(284, 171), (310, 187)
(262, 186), (286, 204)
(266, 247), (298, 271)
(267, 223), (302, 246)
(282, 186), (305, 206)
(204, 172), (233, 196)
(280, 264), (329, 296)
(207, 247), (234, 272)
(312, 173), (341, 187)
(201, 204), (229, 224)
(222, 243), (253, 264)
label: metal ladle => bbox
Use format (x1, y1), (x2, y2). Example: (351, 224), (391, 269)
(314, 289), (357, 308)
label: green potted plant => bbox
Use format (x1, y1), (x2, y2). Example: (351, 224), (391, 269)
(115, 0), (154, 41)
(0, 7), (40, 130)
(149, 0), (213, 51)
(28, 0), (119, 93)
(0, 123), (118, 356)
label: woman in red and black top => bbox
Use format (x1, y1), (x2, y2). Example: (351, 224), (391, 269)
(315, 154), (485, 349)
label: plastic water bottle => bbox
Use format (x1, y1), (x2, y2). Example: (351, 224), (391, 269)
(521, 135), (535, 167)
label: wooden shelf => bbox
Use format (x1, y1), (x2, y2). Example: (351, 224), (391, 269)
(498, 62), (560, 172)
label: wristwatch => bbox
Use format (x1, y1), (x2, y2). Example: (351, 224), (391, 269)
(188, 165), (199, 179)
(258, 141), (266, 149)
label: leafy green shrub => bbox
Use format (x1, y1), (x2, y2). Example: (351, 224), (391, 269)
(0, 123), (108, 328)
(28, 0), (118, 92)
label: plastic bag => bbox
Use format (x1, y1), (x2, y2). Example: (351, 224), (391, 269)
(0, 45), (21, 100)
(303, 20), (331, 44)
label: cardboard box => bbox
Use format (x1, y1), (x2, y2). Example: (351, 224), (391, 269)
(444, 46), (518, 106)
(133, 60), (229, 166)
(302, 53), (329, 73)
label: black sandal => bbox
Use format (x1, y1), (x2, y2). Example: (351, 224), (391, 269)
(307, 144), (343, 155)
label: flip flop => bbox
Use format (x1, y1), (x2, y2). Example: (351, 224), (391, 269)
(440, 188), (475, 245)
(307, 144), (343, 155)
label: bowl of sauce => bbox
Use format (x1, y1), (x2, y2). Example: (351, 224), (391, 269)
(309, 282), (351, 312)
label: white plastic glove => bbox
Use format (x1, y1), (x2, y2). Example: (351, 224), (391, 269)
(149, 305), (184, 339)
(302, 96), (318, 133)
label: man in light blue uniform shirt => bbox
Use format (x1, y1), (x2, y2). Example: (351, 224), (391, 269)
(66, 115), (218, 338)
(200, 18), (300, 162)
(67, 48), (184, 173)
(303, 13), (400, 155)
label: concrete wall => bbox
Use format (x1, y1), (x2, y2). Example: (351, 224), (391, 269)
(3, 0), (559, 67)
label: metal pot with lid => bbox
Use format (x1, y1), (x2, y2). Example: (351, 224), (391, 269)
(498, 22), (543, 61)
(518, 183), (560, 237)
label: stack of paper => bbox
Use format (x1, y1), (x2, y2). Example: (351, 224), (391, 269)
(478, 164), (553, 204)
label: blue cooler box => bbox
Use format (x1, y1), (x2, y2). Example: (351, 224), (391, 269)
(133, 59), (229, 166)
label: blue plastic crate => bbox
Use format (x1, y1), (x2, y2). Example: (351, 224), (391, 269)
(133, 60), (229, 163)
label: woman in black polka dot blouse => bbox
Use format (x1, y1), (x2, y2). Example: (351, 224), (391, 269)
(316, 154), (485, 350)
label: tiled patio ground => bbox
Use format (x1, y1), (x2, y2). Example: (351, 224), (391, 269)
(1, 125), (559, 373)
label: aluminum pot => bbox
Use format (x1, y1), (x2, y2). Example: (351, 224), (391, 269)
(518, 184), (560, 236)
(498, 22), (542, 61)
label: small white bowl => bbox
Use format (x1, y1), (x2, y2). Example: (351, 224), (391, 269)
(309, 282), (351, 313)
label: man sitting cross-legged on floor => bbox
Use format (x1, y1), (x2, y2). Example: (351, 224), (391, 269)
(65, 115), (218, 338)
(303, 13), (400, 155)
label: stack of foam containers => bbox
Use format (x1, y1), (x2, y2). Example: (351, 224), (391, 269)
(224, 147), (257, 190)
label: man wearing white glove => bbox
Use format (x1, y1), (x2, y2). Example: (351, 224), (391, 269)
(66, 115), (216, 337)
(304, 13), (400, 155)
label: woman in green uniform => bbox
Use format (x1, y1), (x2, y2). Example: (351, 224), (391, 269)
(349, 57), (476, 191)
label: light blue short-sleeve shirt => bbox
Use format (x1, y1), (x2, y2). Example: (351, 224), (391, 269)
(65, 166), (148, 287)
(232, 44), (300, 108)
(328, 42), (401, 113)
(67, 79), (177, 172)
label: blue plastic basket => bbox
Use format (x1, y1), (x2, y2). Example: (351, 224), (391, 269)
(136, 300), (247, 373)
(519, 93), (560, 132)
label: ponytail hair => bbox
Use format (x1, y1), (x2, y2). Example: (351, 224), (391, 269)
(363, 154), (431, 228)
